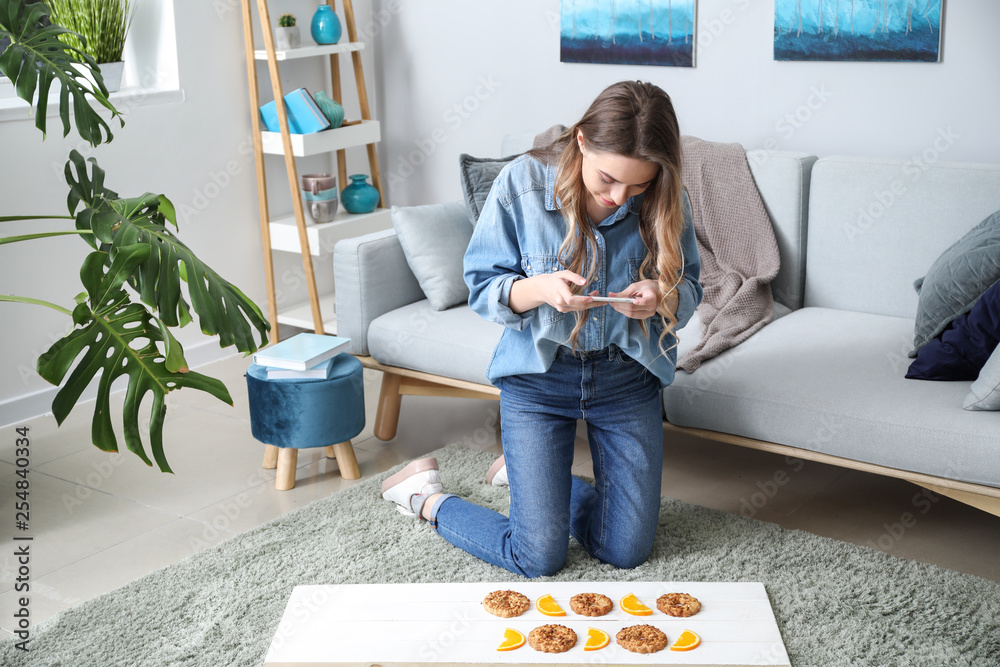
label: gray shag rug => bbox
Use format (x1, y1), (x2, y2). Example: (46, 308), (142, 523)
(2, 444), (999, 667)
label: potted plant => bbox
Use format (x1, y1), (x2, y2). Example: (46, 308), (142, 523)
(275, 13), (300, 51)
(0, 1), (270, 473)
(46, 0), (135, 92)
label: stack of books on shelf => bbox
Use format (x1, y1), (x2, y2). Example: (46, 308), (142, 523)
(253, 333), (350, 379)
(259, 87), (330, 134)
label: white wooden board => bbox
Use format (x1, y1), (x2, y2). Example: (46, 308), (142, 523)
(264, 581), (791, 667)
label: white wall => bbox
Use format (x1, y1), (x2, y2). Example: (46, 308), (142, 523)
(0, 0), (379, 424)
(373, 0), (1000, 207)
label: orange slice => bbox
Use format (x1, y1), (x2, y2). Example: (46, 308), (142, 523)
(535, 593), (566, 616)
(670, 629), (701, 651)
(497, 627), (525, 651)
(584, 627), (610, 651)
(620, 593), (653, 616)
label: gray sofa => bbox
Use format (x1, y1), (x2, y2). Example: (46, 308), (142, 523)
(334, 146), (1000, 517)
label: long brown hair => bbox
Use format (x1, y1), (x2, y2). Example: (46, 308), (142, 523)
(529, 80), (687, 355)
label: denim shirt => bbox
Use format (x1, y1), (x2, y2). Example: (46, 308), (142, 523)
(464, 154), (702, 387)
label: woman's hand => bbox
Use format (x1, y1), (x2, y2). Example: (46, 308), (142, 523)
(509, 270), (601, 314)
(608, 279), (677, 320)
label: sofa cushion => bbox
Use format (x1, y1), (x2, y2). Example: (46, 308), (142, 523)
(965, 347), (1000, 411)
(911, 209), (1000, 354)
(743, 151), (816, 310)
(664, 307), (1000, 488)
(906, 278), (1000, 381)
(368, 302), (503, 386)
(804, 157), (1000, 319)
(392, 201), (472, 311)
(458, 153), (519, 225)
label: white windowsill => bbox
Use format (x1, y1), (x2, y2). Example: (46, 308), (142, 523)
(0, 84), (185, 123)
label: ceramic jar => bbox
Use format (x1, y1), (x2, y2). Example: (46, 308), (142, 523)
(341, 174), (379, 214)
(311, 3), (342, 45)
(313, 91), (344, 128)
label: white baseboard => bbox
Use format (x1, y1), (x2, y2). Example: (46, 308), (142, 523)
(0, 340), (240, 429)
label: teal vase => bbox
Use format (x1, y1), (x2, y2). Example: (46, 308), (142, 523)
(313, 91), (344, 128)
(311, 4), (341, 45)
(341, 174), (379, 213)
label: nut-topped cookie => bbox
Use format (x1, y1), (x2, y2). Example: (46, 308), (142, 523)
(528, 624), (577, 653)
(616, 624), (669, 654)
(482, 590), (529, 618)
(569, 592), (613, 617)
(656, 592), (702, 617)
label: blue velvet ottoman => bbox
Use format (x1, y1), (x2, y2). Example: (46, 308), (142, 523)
(246, 354), (365, 490)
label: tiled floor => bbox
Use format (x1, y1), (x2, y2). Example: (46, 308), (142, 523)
(1, 353), (998, 637)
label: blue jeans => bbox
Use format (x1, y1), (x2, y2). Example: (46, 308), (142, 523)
(431, 345), (664, 578)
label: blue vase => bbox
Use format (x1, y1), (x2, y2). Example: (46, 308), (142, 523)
(313, 91), (344, 128)
(341, 174), (379, 213)
(311, 4), (342, 45)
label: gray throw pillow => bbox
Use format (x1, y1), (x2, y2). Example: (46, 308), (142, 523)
(963, 346), (1000, 411)
(458, 153), (519, 225)
(391, 201), (472, 311)
(911, 209), (1000, 355)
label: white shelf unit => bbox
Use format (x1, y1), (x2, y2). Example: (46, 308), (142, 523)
(276, 294), (338, 332)
(269, 208), (391, 256)
(260, 120), (380, 157)
(253, 42), (364, 61)
(241, 0), (385, 339)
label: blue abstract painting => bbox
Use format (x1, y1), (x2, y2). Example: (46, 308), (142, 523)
(561, 1), (696, 67)
(774, 0), (943, 62)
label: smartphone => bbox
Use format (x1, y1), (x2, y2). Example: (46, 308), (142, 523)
(589, 296), (636, 303)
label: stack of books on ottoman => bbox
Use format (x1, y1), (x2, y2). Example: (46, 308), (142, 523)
(253, 333), (350, 379)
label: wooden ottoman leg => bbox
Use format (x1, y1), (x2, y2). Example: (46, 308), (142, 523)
(324, 445), (336, 458)
(262, 444), (279, 470)
(275, 448), (298, 491)
(332, 440), (361, 480)
(375, 373), (402, 441)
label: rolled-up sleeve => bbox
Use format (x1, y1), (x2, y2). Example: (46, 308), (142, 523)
(673, 190), (703, 332)
(464, 184), (532, 331)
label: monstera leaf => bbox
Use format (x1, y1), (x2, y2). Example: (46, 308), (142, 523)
(0, 0), (122, 146)
(37, 246), (233, 473)
(66, 151), (269, 352)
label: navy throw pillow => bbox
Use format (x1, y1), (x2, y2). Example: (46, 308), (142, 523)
(906, 278), (1000, 381)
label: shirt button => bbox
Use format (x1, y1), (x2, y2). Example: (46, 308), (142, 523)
(592, 316), (598, 321)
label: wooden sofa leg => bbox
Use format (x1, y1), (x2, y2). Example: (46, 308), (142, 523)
(374, 373), (403, 441)
(916, 482), (1000, 518)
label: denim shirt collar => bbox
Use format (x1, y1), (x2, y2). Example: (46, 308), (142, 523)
(544, 162), (642, 226)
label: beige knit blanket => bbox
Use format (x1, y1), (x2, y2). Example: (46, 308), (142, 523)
(677, 136), (780, 372)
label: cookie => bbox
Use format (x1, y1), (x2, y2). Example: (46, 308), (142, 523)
(616, 624), (668, 654)
(528, 624), (577, 653)
(569, 592), (613, 617)
(656, 592), (702, 617)
(482, 590), (529, 618)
